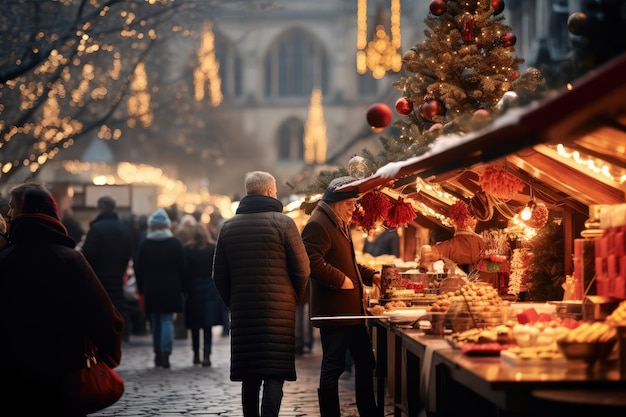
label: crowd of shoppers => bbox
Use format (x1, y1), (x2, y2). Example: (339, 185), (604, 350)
(0, 173), (382, 417)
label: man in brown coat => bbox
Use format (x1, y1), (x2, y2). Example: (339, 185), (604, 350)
(301, 176), (381, 417)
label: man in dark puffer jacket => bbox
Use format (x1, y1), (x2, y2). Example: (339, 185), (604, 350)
(212, 171), (310, 417)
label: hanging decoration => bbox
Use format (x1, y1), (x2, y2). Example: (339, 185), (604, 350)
(448, 200), (473, 229)
(354, 190), (393, 231)
(460, 13), (475, 43)
(386, 197), (417, 227)
(348, 155), (369, 179)
(394, 96), (414, 115)
(366, 103), (393, 132)
(478, 164), (524, 200)
(356, 0), (402, 79)
(429, 0), (447, 16)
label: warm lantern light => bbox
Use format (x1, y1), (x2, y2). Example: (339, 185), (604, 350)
(356, 0), (402, 78)
(520, 199), (536, 221)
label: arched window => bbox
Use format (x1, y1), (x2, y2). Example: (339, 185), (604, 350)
(265, 29), (329, 98)
(277, 117), (304, 161)
(215, 32), (242, 99)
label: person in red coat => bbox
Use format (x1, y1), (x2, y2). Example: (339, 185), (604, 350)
(0, 183), (124, 416)
(301, 176), (381, 417)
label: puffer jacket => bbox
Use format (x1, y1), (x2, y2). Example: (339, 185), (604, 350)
(301, 203), (378, 327)
(212, 194), (310, 381)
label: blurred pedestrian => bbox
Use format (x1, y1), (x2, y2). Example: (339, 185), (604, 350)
(61, 208), (85, 248)
(81, 195), (133, 341)
(363, 228), (400, 257)
(134, 208), (186, 369)
(212, 171), (310, 417)
(182, 222), (223, 366)
(301, 176), (381, 417)
(0, 183), (124, 416)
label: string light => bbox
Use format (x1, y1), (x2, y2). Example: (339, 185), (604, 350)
(356, 0), (402, 78)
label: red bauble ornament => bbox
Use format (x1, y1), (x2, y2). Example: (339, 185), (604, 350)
(461, 13), (474, 42)
(508, 70), (520, 81)
(395, 97), (414, 116)
(419, 97), (445, 122)
(491, 0), (504, 16)
(366, 103), (393, 131)
(500, 32), (517, 47)
(429, 0), (447, 16)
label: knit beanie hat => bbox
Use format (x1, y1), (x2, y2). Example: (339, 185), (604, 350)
(148, 208), (172, 228)
(322, 176), (359, 202)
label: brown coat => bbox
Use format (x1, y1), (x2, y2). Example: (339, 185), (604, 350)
(301, 203), (377, 327)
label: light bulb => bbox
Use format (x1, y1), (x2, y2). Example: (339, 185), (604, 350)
(520, 206), (533, 221)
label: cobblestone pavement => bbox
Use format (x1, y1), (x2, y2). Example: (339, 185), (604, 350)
(91, 328), (393, 416)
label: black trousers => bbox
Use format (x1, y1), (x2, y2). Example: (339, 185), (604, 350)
(319, 325), (378, 417)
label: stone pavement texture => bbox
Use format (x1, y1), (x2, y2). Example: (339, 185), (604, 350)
(91, 328), (394, 416)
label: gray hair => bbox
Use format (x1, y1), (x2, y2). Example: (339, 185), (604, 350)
(244, 171), (275, 195)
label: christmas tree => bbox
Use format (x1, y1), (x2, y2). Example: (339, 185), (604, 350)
(383, 0), (544, 164)
(306, 0), (545, 195)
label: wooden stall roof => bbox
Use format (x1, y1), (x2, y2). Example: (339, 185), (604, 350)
(337, 53), (626, 220)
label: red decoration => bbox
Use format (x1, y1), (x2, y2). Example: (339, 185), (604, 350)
(395, 97), (414, 116)
(478, 164), (524, 200)
(500, 32), (517, 47)
(429, 0), (447, 16)
(366, 103), (392, 132)
(354, 190), (393, 231)
(491, 0), (504, 16)
(508, 70), (520, 81)
(418, 96), (445, 122)
(461, 13), (474, 42)
(386, 197), (416, 227)
(448, 200), (473, 229)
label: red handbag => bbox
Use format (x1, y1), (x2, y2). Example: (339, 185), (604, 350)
(78, 348), (124, 414)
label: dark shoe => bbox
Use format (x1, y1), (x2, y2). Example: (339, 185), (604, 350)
(202, 352), (211, 367)
(154, 352), (162, 367)
(161, 352), (171, 369)
(193, 351), (201, 365)
(318, 388), (340, 417)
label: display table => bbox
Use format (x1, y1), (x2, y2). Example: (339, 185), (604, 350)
(370, 319), (626, 417)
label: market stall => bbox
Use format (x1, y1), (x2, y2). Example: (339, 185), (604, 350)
(339, 52), (626, 300)
(345, 52), (626, 417)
